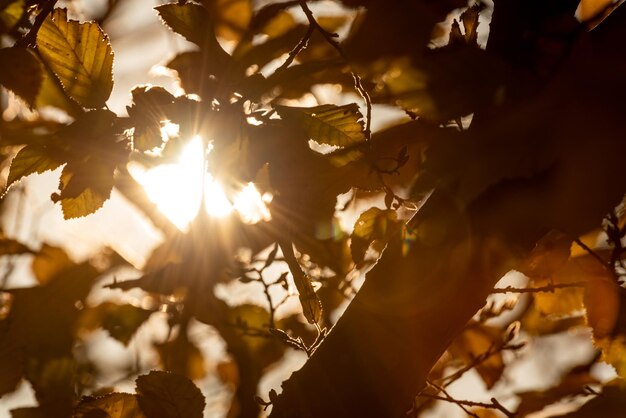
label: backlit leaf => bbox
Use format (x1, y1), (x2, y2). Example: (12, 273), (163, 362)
(31, 244), (74, 285)
(595, 338), (626, 378)
(155, 333), (206, 380)
(351, 207), (400, 265)
(516, 364), (598, 416)
(78, 302), (153, 345)
(56, 161), (115, 219)
(0, 0), (24, 31)
(135, 371), (206, 418)
(74, 393), (146, 418)
(274, 103), (366, 148)
(519, 230), (572, 280)
(35, 61), (83, 116)
(210, 0), (252, 41)
(584, 276), (622, 339)
(36, 8), (114, 108)
(552, 383), (626, 417)
(0, 47), (43, 107)
(7, 145), (62, 189)
(155, 3), (214, 46)
(449, 325), (505, 389)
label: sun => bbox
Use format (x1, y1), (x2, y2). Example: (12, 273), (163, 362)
(129, 136), (271, 230)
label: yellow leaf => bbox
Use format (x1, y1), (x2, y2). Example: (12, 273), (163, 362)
(584, 277), (621, 339)
(7, 145), (63, 189)
(350, 207), (399, 265)
(0, 0), (24, 31)
(596, 338), (626, 378)
(36, 8), (114, 108)
(74, 393), (146, 418)
(212, 0), (252, 41)
(274, 103), (366, 148)
(578, 0), (613, 21)
(449, 325), (504, 389)
(32, 244), (74, 285)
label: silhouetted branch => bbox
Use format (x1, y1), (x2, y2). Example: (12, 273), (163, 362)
(419, 392), (516, 418)
(492, 282), (586, 294)
(16, 0), (58, 48)
(296, 0), (372, 140)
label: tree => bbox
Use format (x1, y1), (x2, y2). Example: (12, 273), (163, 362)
(1, 0), (626, 417)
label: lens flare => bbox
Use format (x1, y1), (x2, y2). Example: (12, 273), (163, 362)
(130, 136), (271, 229)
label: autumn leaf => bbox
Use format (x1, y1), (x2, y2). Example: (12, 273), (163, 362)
(77, 302), (153, 345)
(36, 9), (114, 109)
(31, 244), (74, 285)
(208, 0), (252, 41)
(350, 207), (400, 265)
(55, 161), (115, 219)
(126, 85), (176, 151)
(155, 333), (206, 380)
(0, 47), (43, 107)
(515, 363), (598, 416)
(74, 393), (146, 418)
(0, 0), (24, 31)
(156, 3), (212, 45)
(551, 383), (626, 418)
(7, 145), (63, 189)
(135, 371), (206, 418)
(274, 103), (366, 148)
(448, 325), (505, 389)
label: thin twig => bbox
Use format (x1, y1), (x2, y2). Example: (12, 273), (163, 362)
(419, 393), (516, 418)
(275, 26), (315, 73)
(16, 0), (58, 48)
(296, 0), (372, 141)
(425, 381), (478, 417)
(491, 281), (586, 294)
(573, 238), (611, 271)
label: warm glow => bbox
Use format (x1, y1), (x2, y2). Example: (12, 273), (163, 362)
(130, 136), (271, 229)
(234, 183), (273, 224)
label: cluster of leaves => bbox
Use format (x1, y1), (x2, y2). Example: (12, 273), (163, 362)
(1, 0), (626, 417)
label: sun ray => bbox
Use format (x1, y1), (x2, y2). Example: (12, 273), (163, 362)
(130, 136), (271, 229)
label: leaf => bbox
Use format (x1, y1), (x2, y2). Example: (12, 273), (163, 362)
(515, 363), (598, 416)
(551, 383), (626, 418)
(448, 4), (481, 47)
(584, 276), (622, 339)
(78, 302), (153, 345)
(210, 0), (252, 41)
(36, 8), (114, 108)
(0, 331), (24, 397)
(274, 103), (366, 148)
(449, 325), (505, 389)
(74, 393), (146, 418)
(155, 3), (215, 47)
(0, 237), (34, 256)
(579, 0), (614, 21)
(135, 371), (206, 418)
(350, 207), (400, 265)
(155, 333), (206, 380)
(0, 47), (43, 107)
(595, 338), (626, 378)
(126, 85), (176, 151)
(56, 161), (115, 219)
(35, 60), (83, 116)
(0, 0), (24, 31)
(518, 230), (572, 280)
(7, 145), (63, 189)
(534, 254), (609, 317)
(31, 244), (74, 285)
